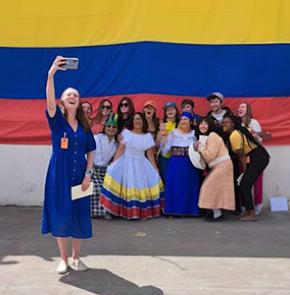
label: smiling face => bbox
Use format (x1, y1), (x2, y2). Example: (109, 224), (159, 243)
(104, 124), (118, 137)
(179, 116), (191, 130)
(81, 102), (92, 117)
(133, 114), (143, 130)
(237, 103), (247, 118)
(222, 118), (234, 133)
(120, 100), (129, 114)
(209, 98), (222, 113)
(182, 104), (193, 114)
(166, 106), (177, 119)
(144, 105), (155, 119)
(199, 120), (209, 134)
(61, 88), (80, 112)
(101, 101), (112, 116)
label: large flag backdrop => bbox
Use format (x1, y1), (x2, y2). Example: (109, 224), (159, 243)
(0, 0), (290, 144)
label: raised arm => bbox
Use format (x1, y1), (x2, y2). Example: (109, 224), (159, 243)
(46, 56), (66, 117)
(160, 131), (173, 156)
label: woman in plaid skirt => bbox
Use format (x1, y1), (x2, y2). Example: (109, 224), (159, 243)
(91, 113), (118, 218)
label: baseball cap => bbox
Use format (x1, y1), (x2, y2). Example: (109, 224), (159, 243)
(143, 100), (157, 110)
(164, 101), (177, 109)
(206, 92), (224, 102)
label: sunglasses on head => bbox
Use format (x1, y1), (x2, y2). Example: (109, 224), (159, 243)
(106, 125), (117, 128)
(101, 105), (112, 110)
(120, 102), (129, 107)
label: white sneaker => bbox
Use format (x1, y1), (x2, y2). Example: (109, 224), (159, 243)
(255, 203), (263, 215)
(56, 259), (68, 274)
(70, 258), (88, 271)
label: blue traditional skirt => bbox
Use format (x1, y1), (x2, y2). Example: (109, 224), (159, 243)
(164, 153), (200, 216)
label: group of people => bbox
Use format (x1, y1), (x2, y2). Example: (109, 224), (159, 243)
(42, 57), (270, 274)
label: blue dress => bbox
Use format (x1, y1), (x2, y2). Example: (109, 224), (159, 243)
(161, 129), (200, 216)
(42, 107), (96, 239)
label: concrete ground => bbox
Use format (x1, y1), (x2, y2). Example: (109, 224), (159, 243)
(0, 207), (290, 295)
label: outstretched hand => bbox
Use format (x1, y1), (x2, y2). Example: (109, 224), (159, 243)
(48, 56), (67, 77)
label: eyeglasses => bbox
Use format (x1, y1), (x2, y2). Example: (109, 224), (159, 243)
(106, 125), (117, 128)
(101, 105), (112, 110)
(222, 120), (233, 125)
(120, 102), (129, 107)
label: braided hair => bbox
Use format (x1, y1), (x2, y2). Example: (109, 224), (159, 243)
(223, 113), (267, 154)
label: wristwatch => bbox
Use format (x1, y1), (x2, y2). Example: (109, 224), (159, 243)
(85, 169), (93, 177)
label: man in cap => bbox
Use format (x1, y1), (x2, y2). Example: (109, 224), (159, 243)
(206, 92), (232, 125)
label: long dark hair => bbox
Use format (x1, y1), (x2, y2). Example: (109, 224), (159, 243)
(143, 108), (160, 137)
(127, 112), (148, 133)
(94, 99), (113, 124)
(195, 116), (220, 140)
(117, 96), (135, 119)
(223, 113), (267, 153)
(162, 106), (180, 124)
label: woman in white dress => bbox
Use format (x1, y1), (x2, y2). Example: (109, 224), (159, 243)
(100, 112), (164, 220)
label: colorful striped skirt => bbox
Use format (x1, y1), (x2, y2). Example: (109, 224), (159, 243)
(100, 154), (164, 220)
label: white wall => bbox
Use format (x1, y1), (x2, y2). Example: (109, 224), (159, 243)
(0, 144), (289, 206)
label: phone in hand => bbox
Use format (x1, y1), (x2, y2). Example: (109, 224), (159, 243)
(61, 57), (79, 70)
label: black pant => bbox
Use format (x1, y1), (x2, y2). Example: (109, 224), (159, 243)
(232, 156), (241, 212)
(239, 147), (270, 210)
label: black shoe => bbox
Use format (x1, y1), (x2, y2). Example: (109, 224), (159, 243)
(205, 214), (224, 222)
(213, 215), (224, 222)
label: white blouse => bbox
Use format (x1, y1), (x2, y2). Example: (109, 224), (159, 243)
(248, 118), (262, 133)
(122, 129), (155, 158)
(243, 118), (262, 142)
(93, 133), (118, 166)
(161, 129), (196, 156)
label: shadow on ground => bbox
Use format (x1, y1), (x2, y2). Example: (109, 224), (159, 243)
(60, 268), (163, 295)
(1, 207), (290, 265)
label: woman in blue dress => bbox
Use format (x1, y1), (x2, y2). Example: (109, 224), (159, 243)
(42, 56), (96, 274)
(160, 112), (200, 216)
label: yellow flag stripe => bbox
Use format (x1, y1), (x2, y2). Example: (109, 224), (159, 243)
(1, 0), (290, 47)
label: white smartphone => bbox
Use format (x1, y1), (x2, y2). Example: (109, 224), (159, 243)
(61, 57), (79, 70)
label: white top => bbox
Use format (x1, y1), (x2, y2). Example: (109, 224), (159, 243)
(248, 118), (262, 133)
(244, 118), (262, 142)
(93, 133), (118, 166)
(212, 109), (227, 123)
(122, 129), (155, 158)
(161, 129), (196, 156)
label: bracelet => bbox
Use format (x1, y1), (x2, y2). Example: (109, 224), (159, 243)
(85, 169), (93, 177)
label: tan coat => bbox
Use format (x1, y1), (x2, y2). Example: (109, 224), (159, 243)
(198, 132), (235, 210)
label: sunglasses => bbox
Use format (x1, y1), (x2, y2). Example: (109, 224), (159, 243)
(106, 125), (117, 128)
(120, 102), (129, 107)
(101, 105), (112, 110)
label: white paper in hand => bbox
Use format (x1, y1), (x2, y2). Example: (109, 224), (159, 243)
(237, 173), (244, 186)
(199, 135), (208, 146)
(71, 182), (93, 200)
